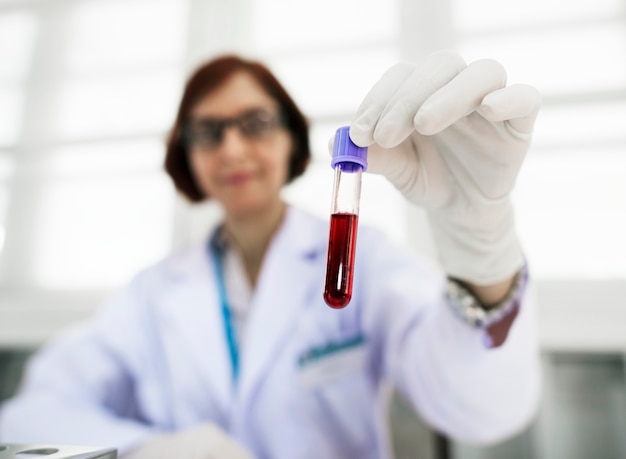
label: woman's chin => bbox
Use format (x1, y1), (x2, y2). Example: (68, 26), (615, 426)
(223, 199), (271, 219)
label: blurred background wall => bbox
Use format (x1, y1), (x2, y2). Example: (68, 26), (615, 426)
(0, 0), (624, 457)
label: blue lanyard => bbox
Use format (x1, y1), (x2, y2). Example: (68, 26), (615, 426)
(208, 235), (239, 383)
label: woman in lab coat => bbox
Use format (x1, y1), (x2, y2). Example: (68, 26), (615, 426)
(0, 52), (542, 458)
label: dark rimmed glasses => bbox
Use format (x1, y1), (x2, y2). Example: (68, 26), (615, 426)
(183, 108), (286, 150)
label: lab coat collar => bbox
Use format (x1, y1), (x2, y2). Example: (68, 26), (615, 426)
(165, 205), (326, 278)
(236, 206), (327, 413)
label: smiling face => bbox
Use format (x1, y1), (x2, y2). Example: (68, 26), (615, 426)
(187, 71), (293, 219)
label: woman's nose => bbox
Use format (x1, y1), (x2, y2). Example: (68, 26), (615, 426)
(218, 125), (249, 158)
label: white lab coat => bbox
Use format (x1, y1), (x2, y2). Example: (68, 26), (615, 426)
(0, 206), (541, 458)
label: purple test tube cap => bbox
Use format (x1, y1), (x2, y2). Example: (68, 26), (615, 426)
(331, 126), (368, 172)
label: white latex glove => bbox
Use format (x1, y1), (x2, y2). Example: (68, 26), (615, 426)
(124, 423), (255, 459)
(349, 50), (541, 285)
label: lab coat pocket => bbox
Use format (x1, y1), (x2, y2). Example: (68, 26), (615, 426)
(297, 335), (366, 390)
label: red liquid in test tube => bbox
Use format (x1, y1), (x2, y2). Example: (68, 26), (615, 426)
(323, 126), (367, 309)
(324, 212), (359, 308)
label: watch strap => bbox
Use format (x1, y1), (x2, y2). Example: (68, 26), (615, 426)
(445, 263), (529, 347)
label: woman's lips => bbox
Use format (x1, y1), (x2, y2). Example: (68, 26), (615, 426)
(222, 171), (255, 186)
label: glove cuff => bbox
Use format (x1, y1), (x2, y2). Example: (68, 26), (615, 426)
(427, 199), (524, 285)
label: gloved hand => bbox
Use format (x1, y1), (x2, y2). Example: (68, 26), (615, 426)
(349, 50), (541, 284)
(124, 423), (255, 459)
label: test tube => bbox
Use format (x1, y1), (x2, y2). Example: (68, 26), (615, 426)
(323, 126), (368, 309)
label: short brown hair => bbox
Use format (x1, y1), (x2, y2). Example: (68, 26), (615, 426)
(164, 55), (311, 202)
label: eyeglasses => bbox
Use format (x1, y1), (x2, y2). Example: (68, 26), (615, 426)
(183, 108), (286, 150)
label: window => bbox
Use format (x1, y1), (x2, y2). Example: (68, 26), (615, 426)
(0, 154), (14, 254)
(0, 9), (37, 258)
(0, 0), (188, 291)
(32, 140), (174, 289)
(455, 0), (626, 279)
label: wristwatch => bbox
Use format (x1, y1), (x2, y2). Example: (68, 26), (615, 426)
(445, 263), (528, 329)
